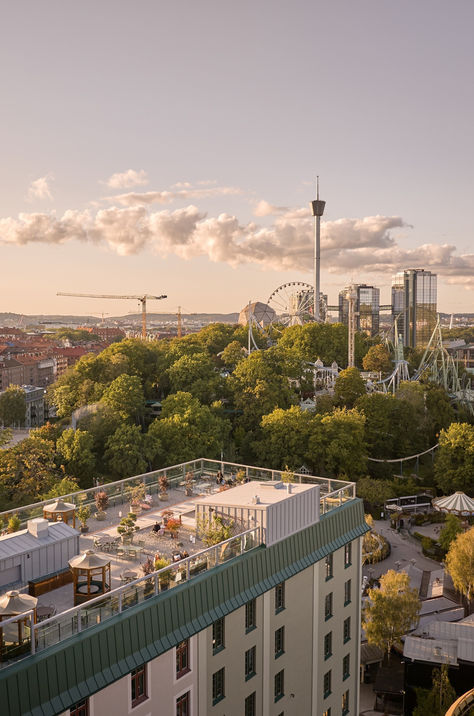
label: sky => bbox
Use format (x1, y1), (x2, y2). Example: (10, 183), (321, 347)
(1, 0), (473, 317)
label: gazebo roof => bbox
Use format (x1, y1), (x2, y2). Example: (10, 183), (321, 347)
(69, 549), (110, 570)
(0, 590), (38, 615)
(432, 492), (474, 516)
(43, 499), (75, 513)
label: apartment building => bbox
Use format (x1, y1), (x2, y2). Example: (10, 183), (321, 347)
(0, 462), (367, 716)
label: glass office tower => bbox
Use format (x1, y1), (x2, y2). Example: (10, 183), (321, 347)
(338, 284), (380, 336)
(391, 269), (437, 348)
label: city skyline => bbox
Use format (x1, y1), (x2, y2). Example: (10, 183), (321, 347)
(1, 1), (473, 315)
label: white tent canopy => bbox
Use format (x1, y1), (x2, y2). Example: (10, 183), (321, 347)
(432, 492), (474, 516)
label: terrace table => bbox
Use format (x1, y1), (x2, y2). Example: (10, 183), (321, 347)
(37, 606), (54, 621)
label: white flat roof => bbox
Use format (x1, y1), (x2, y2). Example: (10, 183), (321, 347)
(195, 480), (318, 509)
(0, 522), (77, 560)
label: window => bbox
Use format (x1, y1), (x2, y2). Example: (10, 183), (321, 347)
(343, 654), (350, 680)
(176, 639), (190, 678)
(245, 692), (256, 716)
(212, 618), (225, 653)
(70, 700), (89, 716)
(212, 667), (225, 705)
(325, 592), (333, 620)
(342, 689), (349, 715)
(344, 579), (351, 606)
(245, 599), (256, 631)
(245, 646), (256, 680)
(325, 553), (333, 580)
(343, 617), (351, 644)
(324, 670), (332, 698)
(324, 631), (332, 660)
(275, 582), (285, 612)
(275, 626), (285, 658)
(274, 669), (284, 702)
(131, 665), (147, 707)
(344, 542), (352, 568)
(176, 691), (190, 716)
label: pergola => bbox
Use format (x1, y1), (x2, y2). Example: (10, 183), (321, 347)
(69, 550), (111, 606)
(432, 492), (474, 517)
(43, 499), (76, 527)
(0, 590), (37, 659)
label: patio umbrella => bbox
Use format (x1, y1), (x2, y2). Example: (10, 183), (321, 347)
(432, 492), (474, 517)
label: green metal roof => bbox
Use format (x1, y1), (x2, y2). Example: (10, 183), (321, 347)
(0, 499), (368, 716)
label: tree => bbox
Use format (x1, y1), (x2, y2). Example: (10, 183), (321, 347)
(0, 428), (12, 448)
(0, 436), (60, 507)
(167, 352), (222, 403)
(41, 476), (80, 501)
(356, 476), (396, 507)
(438, 514), (463, 552)
(255, 406), (313, 470)
(362, 344), (392, 374)
(308, 408), (367, 478)
(0, 385), (26, 426)
(104, 424), (148, 478)
(445, 527), (474, 607)
(413, 665), (456, 716)
(221, 340), (246, 370)
(362, 570), (420, 661)
(435, 423), (474, 494)
(56, 428), (95, 485)
(101, 374), (145, 420)
(334, 367), (366, 408)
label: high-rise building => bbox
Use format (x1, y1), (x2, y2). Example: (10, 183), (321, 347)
(0, 460), (368, 716)
(338, 284), (380, 336)
(391, 269), (437, 348)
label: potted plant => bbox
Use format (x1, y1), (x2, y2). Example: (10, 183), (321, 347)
(166, 518), (180, 539)
(117, 512), (139, 543)
(130, 484), (145, 513)
(162, 509), (173, 526)
(158, 474), (169, 501)
(154, 556), (172, 589)
(236, 469), (246, 484)
(7, 514), (21, 533)
(94, 491), (108, 521)
(77, 505), (91, 533)
(185, 471), (194, 496)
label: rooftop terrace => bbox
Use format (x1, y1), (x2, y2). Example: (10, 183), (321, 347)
(0, 458), (356, 670)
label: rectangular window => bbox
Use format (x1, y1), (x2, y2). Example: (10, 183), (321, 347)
(212, 618), (225, 653)
(325, 553), (333, 580)
(245, 692), (256, 716)
(176, 639), (190, 678)
(344, 542), (352, 568)
(245, 599), (256, 631)
(176, 691), (190, 716)
(245, 646), (256, 680)
(343, 617), (351, 644)
(131, 665), (147, 707)
(70, 700), (89, 716)
(275, 582), (285, 612)
(212, 667), (225, 705)
(343, 654), (350, 680)
(342, 689), (349, 715)
(274, 669), (284, 702)
(275, 626), (285, 658)
(324, 670), (332, 699)
(325, 592), (333, 620)
(324, 631), (332, 660)
(344, 579), (351, 606)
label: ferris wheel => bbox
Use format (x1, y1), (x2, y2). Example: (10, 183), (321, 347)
(267, 282), (316, 329)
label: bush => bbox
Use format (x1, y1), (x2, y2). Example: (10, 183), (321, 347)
(7, 514), (21, 533)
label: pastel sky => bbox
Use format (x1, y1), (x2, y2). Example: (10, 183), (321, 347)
(1, 0), (473, 317)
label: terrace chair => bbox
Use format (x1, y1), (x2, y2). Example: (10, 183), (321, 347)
(116, 548), (125, 559)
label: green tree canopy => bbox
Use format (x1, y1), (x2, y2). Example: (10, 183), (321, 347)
(101, 374), (145, 420)
(104, 424), (148, 478)
(413, 665), (456, 716)
(334, 367), (366, 408)
(445, 527), (474, 605)
(0, 436), (60, 507)
(362, 569), (420, 660)
(56, 428), (96, 485)
(316, 408), (367, 478)
(435, 422), (474, 494)
(0, 385), (26, 427)
(362, 343), (392, 373)
(255, 405), (314, 470)
(167, 352), (222, 403)
(221, 340), (246, 370)
(356, 476), (396, 507)
(438, 514), (463, 552)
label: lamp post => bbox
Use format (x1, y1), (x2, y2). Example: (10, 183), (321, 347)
(310, 177), (325, 322)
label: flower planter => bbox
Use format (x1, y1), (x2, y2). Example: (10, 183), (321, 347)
(80, 526), (89, 533)
(159, 493), (168, 502)
(95, 511), (106, 521)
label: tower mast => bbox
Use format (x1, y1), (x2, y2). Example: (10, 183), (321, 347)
(310, 177), (325, 322)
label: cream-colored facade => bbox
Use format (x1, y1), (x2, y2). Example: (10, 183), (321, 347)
(59, 538), (361, 716)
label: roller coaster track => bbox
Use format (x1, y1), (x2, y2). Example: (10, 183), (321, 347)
(367, 443), (439, 463)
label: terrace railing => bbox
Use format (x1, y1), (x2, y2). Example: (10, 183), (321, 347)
(0, 526), (262, 669)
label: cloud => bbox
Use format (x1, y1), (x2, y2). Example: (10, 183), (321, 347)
(27, 175), (54, 201)
(105, 185), (242, 206)
(1, 204), (472, 288)
(253, 200), (289, 217)
(105, 169), (148, 189)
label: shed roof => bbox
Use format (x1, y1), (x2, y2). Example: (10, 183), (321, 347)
(404, 635), (458, 664)
(0, 522), (77, 561)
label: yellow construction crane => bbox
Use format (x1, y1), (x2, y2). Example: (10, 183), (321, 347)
(57, 292), (167, 339)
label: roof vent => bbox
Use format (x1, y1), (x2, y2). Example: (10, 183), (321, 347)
(27, 518), (49, 539)
(251, 495), (261, 505)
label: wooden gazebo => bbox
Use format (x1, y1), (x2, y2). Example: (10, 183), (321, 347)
(43, 499), (76, 528)
(0, 590), (37, 659)
(69, 550), (111, 605)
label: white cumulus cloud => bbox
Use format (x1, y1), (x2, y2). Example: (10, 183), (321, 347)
(27, 175), (54, 201)
(105, 169), (148, 189)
